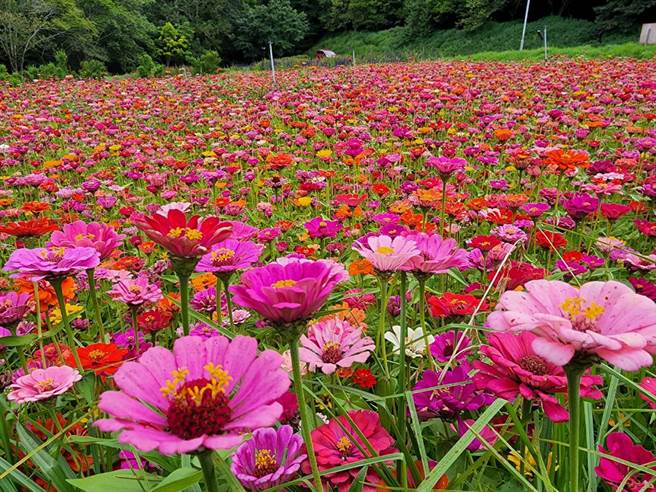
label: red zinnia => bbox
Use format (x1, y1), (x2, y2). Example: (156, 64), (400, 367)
(428, 292), (488, 318)
(352, 368), (377, 389)
(0, 218), (59, 238)
(68, 343), (128, 376)
(468, 235), (501, 252)
(535, 230), (567, 250)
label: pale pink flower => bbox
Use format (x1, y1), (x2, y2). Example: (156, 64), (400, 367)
(352, 234), (419, 272)
(8, 366), (81, 403)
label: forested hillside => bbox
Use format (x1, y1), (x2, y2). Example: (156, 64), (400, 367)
(0, 0), (655, 74)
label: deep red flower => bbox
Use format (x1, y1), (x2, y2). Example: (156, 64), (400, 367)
(535, 230), (567, 250)
(428, 293), (487, 318)
(635, 219), (656, 237)
(352, 368), (377, 389)
(468, 235), (501, 252)
(489, 261), (546, 290)
(302, 410), (397, 492)
(0, 218), (59, 238)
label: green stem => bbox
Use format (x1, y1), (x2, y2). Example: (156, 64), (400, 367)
(566, 365), (584, 492)
(86, 268), (105, 342)
(214, 277), (223, 328)
(441, 179), (448, 236)
(221, 275), (235, 332)
(397, 272), (408, 448)
(520, 398), (531, 478)
(130, 307), (140, 354)
(377, 275), (390, 378)
(50, 277), (82, 372)
(178, 273), (191, 336)
(290, 337), (322, 492)
(198, 451), (219, 492)
(33, 282), (47, 368)
(416, 276), (435, 369)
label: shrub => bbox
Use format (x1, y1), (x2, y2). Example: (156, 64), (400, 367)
(190, 50), (221, 75)
(136, 54), (164, 78)
(79, 60), (108, 79)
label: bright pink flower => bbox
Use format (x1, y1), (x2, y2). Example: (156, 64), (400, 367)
(403, 232), (470, 274)
(48, 220), (125, 260)
(196, 239), (263, 274)
(304, 217), (343, 239)
(474, 332), (603, 422)
(299, 318), (374, 374)
(303, 410), (397, 492)
(0, 291), (32, 326)
(230, 258), (347, 324)
(107, 275), (162, 306)
(3, 246), (100, 281)
(135, 209), (232, 258)
(639, 377), (656, 410)
(352, 234), (419, 272)
(426, 156), (466, 177)
(595, 432), (656, 492)
(486, 280), (656, 371)
(94, 335), (289, 455)
(8, 366), (81, 403)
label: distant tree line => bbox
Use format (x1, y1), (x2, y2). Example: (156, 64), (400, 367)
(0, 0), (655, 74)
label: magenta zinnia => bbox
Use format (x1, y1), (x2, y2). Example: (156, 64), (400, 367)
(3, 246), (100, 281)
(230, 258), (348, 324)
(196, 238), (263, 274)
(95, 335), (289, 455)
(48, 220), (125, 260)
(404, 232), (470, 274)
(134, 209), (232, 258)
(473, 332), (603, 422)
(486, 280), (656, 371)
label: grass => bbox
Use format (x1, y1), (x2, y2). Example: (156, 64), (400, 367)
(309, 16), (645, 62)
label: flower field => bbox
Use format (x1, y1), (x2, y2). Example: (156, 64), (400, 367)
(0, 59), (655, 491)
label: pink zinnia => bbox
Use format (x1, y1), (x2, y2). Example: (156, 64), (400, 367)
(3, 246), (100, 281)
(303, 410), (397, 492)
(474, 332), (603, 422)
(134, 209), (232, 258)
(0, 291), (32, 326)
(48, 220), (125, 260)
(107, 275), (162, 306)
(196, 239), (263, 274)
(230, 258), (348, 324)
(595, 432), (656, 492)
(352, 234), (419, 272)
(8, 366), (81, 403)
(404, 232), (470, 274)
(486, 280), (656, 371)
(94, 335), (289, 455)
(640, 376), (656, 410)
(426, 156), (466, 177)
(299, 318), (374, 374)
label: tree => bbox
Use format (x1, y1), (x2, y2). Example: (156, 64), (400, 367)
(158, 21), (190, 66)
(234, 0), (309, 60)
(595, 0), (656, 37)
(0, 0), (92, 72)
(76, 0), (155, 73)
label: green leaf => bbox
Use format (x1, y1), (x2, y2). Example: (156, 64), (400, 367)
(67, 470), (159, 492)
(348, 465), (368, 492)
(151, 468), (202, 492)
(417, 398), (506, 492)
(0, 335), (36, 347)
(0, 456), (45, 492)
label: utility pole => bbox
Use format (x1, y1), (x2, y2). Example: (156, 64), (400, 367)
(269, 40), (276, 86)
(520, 0), (531, 51)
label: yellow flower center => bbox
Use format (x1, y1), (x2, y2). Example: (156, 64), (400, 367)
(560, 297), (605, 331)
(319, 221), (328, 227)
(88, 349), (106, 361)
(272, 279), (297, 288)
(211, 248), (235, 265)
(167, 227), (203, 241)
(36, 378), (56, 391)
(336, 436), (352, 455)
(75, 233), (95, 241)
(160, 363), (232, 405)
(375, 246), (395, 255)
(254, 449), (278, 477)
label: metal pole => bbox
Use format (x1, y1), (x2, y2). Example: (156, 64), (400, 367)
(269, 40), (276, 86)
(543, 25), (548, 61)
(352, 49), (356, 67)
(520, 0), (531, 51)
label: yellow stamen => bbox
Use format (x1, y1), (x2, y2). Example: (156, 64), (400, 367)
(272, 279), (297, 288)
(375, 246), (395, 255)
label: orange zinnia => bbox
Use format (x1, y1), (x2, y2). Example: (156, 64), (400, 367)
(348, 259), (374, 276)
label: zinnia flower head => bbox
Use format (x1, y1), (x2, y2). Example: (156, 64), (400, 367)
(303, 410), (397, 492)
(3, 246), (100, 281)
(231, 425), (306, 491)
(0, 291), (32, 326)
(8, 366), (81, 403)
(196, 239), (263, 274)
(94, 335), (290, 455)
(134, 209), (232, 258)
(430, 330), (472, 363)
(473, 332), (603, 422)
(486, 280), (656, 371)
(426, 156), (466, 177)
(352, 234), (419, 272)
(403, 232), (470, 274)
(48, 220), (125, 260)
(299, 317), (374, 374)
(304, 217), (343, 239)
(385, 325), (434, 358)
(230, 258), (348, 325)
(595, 432), (656, 492)
(107, 275), (162, 306)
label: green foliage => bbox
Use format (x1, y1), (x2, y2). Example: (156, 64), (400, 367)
(158, 22), (190, 66)
(594, 0), (656, 37)
(234, 0), (309, 60)
(78, 58), (107, 78)
(135, 53), (163, 77)
(189, 50), (221, 74)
